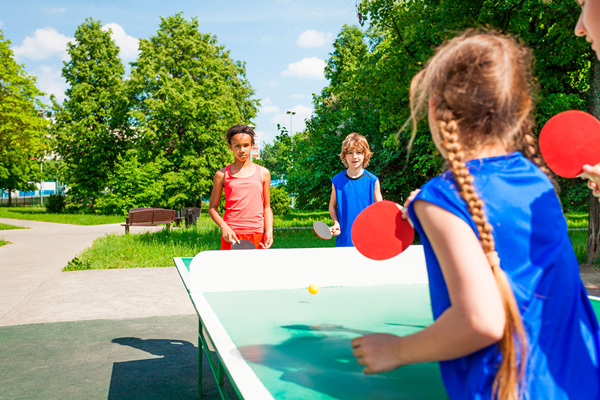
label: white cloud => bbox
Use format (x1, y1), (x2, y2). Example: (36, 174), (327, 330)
(46, 7), (67, 16)
(12, 28), (72, 62)
(102, 23), (139, 62)
(272, 105), (313, 134)
(260, 97), (280, 114)
(263, 105), (280, 114)
(0, 21), (4, 29)
(289, 93), (305, 99)
(297, 29), (333, 48)
(281, 57), (326, 79)
(34, 65), (68, 103)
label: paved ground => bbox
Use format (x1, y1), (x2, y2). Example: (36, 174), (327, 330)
(0, 218), (235, 400)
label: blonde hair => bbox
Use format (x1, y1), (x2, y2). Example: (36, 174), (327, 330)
(339, 133), (373, 168)
(409, 30), (555, 400)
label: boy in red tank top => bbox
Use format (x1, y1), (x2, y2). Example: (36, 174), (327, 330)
(208, 125), (273, 249)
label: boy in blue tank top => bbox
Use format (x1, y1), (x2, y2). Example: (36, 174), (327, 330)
(329, 133), (382, 247)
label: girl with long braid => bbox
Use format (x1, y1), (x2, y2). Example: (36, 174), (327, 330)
(351, 30), (600, 399)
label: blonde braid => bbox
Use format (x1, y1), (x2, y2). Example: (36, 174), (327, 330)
(438, 119), (527, 400)
(522, 131), (559, 190)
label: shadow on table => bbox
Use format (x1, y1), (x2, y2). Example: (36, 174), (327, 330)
(108, 337), (198, 400)
(238, 324), (448, 400)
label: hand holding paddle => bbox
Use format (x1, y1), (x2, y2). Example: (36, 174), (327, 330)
(351, 200), (415, 261)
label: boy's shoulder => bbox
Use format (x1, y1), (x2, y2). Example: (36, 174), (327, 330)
(363, 169), (378, 181)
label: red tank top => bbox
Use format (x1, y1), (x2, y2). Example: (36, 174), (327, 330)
(223, 164), (265, 234)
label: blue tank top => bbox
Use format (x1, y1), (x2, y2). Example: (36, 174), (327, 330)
(331, 169), (378, 247)
(407, 152), (600, 399)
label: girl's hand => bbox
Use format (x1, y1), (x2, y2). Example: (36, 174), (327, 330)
(351, 333), (404, 374)
(221, 225), (239, 244)
(260, 231), (273, 249)
(582, 164), (600, 199)
(402, 189), (421, 219)
(330, 221), (341, 237)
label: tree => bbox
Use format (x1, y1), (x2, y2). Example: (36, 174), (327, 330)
(260, 125), (293, 178)
(0, 30), (48, 206)
(51, 18), (128, 212)
(587, 57), (600, 263)
(127, 13), (259, 208)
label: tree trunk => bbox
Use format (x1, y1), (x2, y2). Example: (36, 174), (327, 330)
(7, 190), (12, 207)
(587, 56), (600, 264)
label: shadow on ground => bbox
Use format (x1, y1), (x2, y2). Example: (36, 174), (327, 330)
(0, 315), (235, 400)
(109, 337), (198, 399)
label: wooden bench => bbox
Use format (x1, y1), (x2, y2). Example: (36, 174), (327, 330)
(122, 208), (176, 233)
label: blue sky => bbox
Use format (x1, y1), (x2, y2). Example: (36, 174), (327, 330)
(0, 0), (360, 145)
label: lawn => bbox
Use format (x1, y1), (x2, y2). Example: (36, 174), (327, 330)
(64, 210), (335, 271)
(0, 207), (123, 225)
(0, 205), (590, 269)
(0, 223), (27, 230)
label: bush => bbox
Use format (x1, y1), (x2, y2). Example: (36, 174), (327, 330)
(45, 193), (66, 213)
(270, 185), (291, 215)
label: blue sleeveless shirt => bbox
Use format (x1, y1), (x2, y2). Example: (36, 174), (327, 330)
(407, 152), (600, 399)
(331, 169), (378, 247)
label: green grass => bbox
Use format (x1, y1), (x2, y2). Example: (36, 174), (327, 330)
(0, 240), (9, 247)
(565, 212), (588, 264)
(64, 210), (336, 271)
(0, 223), (27, 230)
(566, 212), (588, 230)
(0, 206), (579, 270)
(0, 207), (123, 225)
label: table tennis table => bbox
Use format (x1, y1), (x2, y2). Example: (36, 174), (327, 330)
(174, 246), (600, 399)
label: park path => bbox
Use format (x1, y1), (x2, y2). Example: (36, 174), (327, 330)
(0, 218), (194, 326)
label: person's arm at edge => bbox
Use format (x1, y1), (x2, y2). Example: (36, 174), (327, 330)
(352, 199), (505, 373)
(208, 169), (238, 244)
(329, 183), (341, 236)
(261, 166), (273, 248)
(582, 164), (600, 198)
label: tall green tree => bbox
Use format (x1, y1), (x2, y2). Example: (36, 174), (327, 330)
(127, 13), (259, 207)
(51, 18), (128, 212)
(0, 31), (48, 206)
(260, 125), (292, 178)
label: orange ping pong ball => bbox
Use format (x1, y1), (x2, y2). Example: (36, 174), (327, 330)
(308, 284), (319, 295)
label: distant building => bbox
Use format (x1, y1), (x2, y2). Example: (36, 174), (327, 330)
(251, 136), (260, 159)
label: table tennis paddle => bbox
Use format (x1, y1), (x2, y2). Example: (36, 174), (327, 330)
(313, 221), (332, 240)
(539, 110), (600, 178)
(231, 239), (255, 250)
(351, 200), (414, 261)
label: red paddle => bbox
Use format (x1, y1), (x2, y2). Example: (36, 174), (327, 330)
(231, 239), (255, 250)
(351, 200), (415, 261)
(539, 110), (600, 178)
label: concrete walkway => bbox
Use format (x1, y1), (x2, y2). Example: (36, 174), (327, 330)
(0, 218), (194, 326)
(0, 217), (236, 400)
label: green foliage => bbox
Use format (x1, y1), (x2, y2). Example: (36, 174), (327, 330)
(291, 1), (592, 211)
(45, 193), (66, 213)
(50, 18), (129, 212)
(260, 126), (292, 177)
(95, 150), (165, 215)
(0, 30), (48, 203)
(270, 185), (291, 215)
(127, 13), (260, 207)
